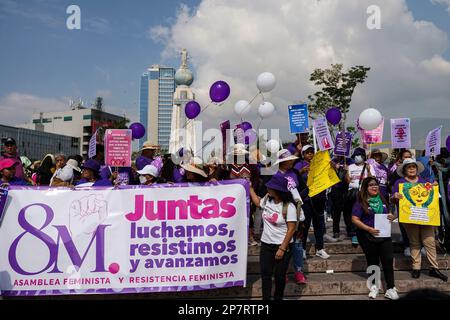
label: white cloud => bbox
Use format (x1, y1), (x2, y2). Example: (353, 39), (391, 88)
(154, 0), (450, 142)
(431, 0), (450, 12)
(0, 92), (68, 125)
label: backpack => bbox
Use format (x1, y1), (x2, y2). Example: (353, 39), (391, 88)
(260, 195), (304, 229)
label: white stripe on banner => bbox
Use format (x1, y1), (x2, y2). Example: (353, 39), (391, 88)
(0, 181), (249, 296)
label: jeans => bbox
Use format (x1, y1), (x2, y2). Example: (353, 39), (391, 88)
(260, 242), (293, 300)
(356, 229), (395, 289)
(292, 234), (304, 272)
(301, 194), (326, 251)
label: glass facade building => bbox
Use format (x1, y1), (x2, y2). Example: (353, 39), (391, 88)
(139, 66), (176, 151)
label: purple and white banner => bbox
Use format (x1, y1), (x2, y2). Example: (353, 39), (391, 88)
(425, 126), (442, 157)
(0, 181), (249, 296)
(313, 117), (334, 151)
(390, 118), (411, 149)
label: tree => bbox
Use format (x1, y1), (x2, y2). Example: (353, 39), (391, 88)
(308, 64), (370, 132)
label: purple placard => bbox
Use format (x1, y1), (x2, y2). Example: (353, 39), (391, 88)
(334, 132), (353, 156)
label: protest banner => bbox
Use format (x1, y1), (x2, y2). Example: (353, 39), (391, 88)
(0, 180), (249, 296)
(313, 118), (334, 151)
(334, 132), (353, 157)
(307, 150), (340, 197)
(288, 104), (309, 134)
(425, 126), (442, 157)
(390, 118), (411, 149)
(399, 182), (440, 226)
(105, 129), (132, 167)
(360, 118), (384, 145)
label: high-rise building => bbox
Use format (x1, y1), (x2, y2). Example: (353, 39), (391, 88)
(139, 65), (176, 151)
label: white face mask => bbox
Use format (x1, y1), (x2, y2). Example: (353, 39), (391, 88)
(139, 176), (148, 184)
(354, 155), (364, 164)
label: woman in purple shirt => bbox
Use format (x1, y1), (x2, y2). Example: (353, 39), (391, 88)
(352, 177), (398, 300)
(392, 158), (447, 282)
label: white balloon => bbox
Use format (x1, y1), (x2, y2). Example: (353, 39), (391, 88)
(358, 108), (383, 130)
(234, 100), (251, 116)
(258, 101), (275, 118)
(256, 72), (276, 92)
(266, 140), (280, 153)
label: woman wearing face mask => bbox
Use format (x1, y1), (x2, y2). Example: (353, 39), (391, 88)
(137, 165), (159, 185)
(392, 158), (448, 282)
(344, 148), (375, 245)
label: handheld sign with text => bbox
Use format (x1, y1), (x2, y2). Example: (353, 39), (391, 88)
(313, 117), (334, 151)
(105, 129), (132, 167)
(425, 126), (442, 157)
(390, 118), (411, 149)
(361, 118), (384, 145)
(334, 132), (353, 156)
(288, 104), (309, 134)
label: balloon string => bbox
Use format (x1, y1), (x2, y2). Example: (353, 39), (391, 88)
(240, 92), (261, 123)
(195, 136), (216, 156)
(182, 101), (213, 129)
(260, 92), (265, 102)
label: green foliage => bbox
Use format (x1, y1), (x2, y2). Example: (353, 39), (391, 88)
(307, 64), (370, 131)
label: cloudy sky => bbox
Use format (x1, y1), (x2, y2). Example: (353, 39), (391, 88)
(1, 0), (450, 148)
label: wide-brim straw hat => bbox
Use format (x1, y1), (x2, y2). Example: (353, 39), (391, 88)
(180, 157), (208, 178)
(370, 148), (388, 163)
(396, 158), (425, 177)
(141, 141), (160, 151)
(273, 149), (298, 166)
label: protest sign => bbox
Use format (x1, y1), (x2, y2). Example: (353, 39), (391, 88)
(361, 118), (384, 145)
(105, 129), (132, 167)
(307, 151), (340, 197)
(88, 128), (99, 159)
(390, 118), (411, 149)
(313, 118), (334, 151)
(0, 181), (249, 296)
(334, 132), (353, 157)
(288, 104), (309, 134)
(425, 126), (442, 157)
(399, 183), (440, 226)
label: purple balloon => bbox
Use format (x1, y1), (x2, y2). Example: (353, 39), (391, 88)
(326, 107), (342, 126)
(245, 129), (257, 145)
(185, 101), (201, 119)
(209, 80), (231, 103)
(129, 122), (146, 140)
(446, 135), (450, 152)
(241, 121), (252, 132)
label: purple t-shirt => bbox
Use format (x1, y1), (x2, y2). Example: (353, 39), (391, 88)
(173, 167), (185, 183)
(352, 200), (388, 228)
(76, 178), (112, 187)
(136, 156), (154, 171)
(294, 160), (310, 182)
(392, 177), (427, 195)
(1, 177), (28, 186)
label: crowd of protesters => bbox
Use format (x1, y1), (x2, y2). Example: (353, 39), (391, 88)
(1, 132), (450, 300)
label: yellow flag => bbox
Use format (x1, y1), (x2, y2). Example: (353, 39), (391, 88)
(399, 183), (440, 226)
(307, 151), (340, 197)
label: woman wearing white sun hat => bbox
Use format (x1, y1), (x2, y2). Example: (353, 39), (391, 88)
(392, 158), (447, 282)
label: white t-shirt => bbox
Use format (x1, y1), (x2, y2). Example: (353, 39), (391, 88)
(348, 163), (376, 190)
(260, 199), (297, 245)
